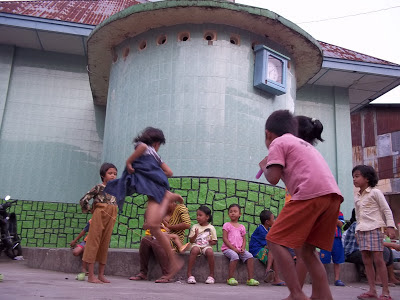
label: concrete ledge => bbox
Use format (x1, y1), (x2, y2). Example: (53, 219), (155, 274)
(22, 247), (361, 284)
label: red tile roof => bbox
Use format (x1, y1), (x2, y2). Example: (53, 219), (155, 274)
(0, 1), (398, 66)
(319, 41), (398, 66)
(0, 0), (145, 25)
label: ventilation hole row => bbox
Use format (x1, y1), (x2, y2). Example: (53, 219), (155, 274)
(113, 32), (246, 62)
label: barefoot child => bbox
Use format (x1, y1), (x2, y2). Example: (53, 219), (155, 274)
(70, 219), (91, 274)
(222, 204), (259, 286)
(249, 210), (285, 286)
(259, 110), (343, 300)
(187, 205), (217, 284)
(105, 127), (184, 280)
(352, 165), (396, 300)
(80, 163), (118, 284)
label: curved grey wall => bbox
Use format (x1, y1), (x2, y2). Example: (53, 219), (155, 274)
(103, 24), (296, 181)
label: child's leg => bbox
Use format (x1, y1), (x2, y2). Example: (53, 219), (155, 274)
(269, 242), (308, 300)
(228, 260), (238, 279)
(87, 263), (102, 284)
(98, 263), (109, 283)
(146, 198), (182, 280)
(334, 263), (340, 281)
(168, 233), (190, 253)
(187, 246), (200, 277)
(165, 191), (183, 203)
(168, 233), (182, 248)
(373, 251), (391, 296)
(295, 255), (308, 288)
(269, 253), (284, 284)
(245, 257), (255, 280)
(361, 250), (378, 297)
(301, 243), (332, 300)
(388, 264), (400, 284)
(204, 248), (215, 278)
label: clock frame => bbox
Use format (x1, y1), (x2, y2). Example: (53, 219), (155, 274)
(253, 45), (289, 95)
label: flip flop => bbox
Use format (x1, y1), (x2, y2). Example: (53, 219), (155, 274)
(155, 276), (173, 283)
(271, 281), (286, 286)
(357, 292), (378, 299)
(129, 273), (147, 281)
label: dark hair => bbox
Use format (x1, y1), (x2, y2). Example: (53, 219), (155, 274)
(352, 165), (378, 187)
(265, 110), (297, 137)
(100, 162), (117, 180)
(133, 127), (166, 145)
(228, 203), (241, 212)
(260, 210), (273, 225)
(343, 208), (356, 231)
(295, 115), (324, 145)
(198, 205), (213, 223)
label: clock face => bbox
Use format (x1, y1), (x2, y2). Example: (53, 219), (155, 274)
(266, 56), (283, 83)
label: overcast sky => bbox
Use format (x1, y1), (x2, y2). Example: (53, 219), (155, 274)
(237, 0), (400, 104)
(2, 0), (399, 103)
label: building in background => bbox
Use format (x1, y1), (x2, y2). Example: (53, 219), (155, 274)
(0, 0), (399, 247)
(351, 104), (400, 224)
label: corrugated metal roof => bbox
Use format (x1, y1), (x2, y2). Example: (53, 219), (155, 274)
(319, 41), (398, 66)
(0, 1), (398, 66)
(0, 0), (146, 25)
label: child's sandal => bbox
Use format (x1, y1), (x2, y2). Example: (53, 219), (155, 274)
(205, 276), (215, 284)
(187, 276), (196, 284)
(227, 277), (238, 286)
(246, 278), (260, 286)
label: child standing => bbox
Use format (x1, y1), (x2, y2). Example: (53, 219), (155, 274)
(105, 127), (183, 280)
(80, 163), (118, 284)
(259, 110), (343, 300)
(319, 211), (346, 286)
(187, 205), (217, 284)
(222, 204), (259, 286)
(352, 165), (396, 300)
(249, 210), (285, 286)
(70, 219), (91, 274)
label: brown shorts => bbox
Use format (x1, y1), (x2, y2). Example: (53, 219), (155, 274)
(266, 194), (341, 251)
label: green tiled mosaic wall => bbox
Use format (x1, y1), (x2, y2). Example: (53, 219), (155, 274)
(3, 177), (285, 250)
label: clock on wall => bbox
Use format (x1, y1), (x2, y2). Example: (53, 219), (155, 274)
(253, 45), (289, 95)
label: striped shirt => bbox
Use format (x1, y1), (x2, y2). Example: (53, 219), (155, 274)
(169, 204), (191, 250)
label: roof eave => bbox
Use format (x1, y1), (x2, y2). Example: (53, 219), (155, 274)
(87, 0), (323, 105)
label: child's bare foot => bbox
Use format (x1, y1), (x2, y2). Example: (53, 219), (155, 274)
(88, 276), (103, 284)
(98, 275), (110, 283)
(179, 243), (191, 253)
(164, 256), (184, 280)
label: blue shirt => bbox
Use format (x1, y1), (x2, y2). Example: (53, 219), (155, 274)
(335, 211), (344, 238)
(249, 224), (269, 257)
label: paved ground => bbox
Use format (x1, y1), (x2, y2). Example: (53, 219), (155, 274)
(1, 258), (400, 300)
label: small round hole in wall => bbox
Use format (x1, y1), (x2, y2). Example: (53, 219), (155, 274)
(230, 35), (240, 45)
(178, 32), (190, 42)
(139, 40), (147, 50)
(204, 31), (216, 41)
(157, 35), (167, 45)
(122, 47), (130, 60)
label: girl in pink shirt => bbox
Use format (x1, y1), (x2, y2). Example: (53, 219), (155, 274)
(222, 204), (259, 286)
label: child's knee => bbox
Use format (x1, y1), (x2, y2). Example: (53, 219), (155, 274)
(190, 247), (200, 256)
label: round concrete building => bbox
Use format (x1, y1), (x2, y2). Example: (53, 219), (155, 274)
(87, 0), (322, 181)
